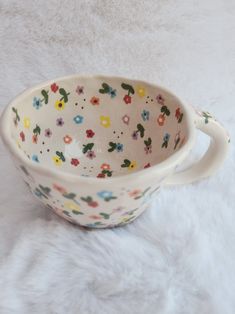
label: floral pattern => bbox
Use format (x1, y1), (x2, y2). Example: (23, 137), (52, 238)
(9, 77), (189, 227)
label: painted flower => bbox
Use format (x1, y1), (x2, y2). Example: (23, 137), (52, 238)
(33, 97), (42, 110)
(90, 96), (100, 105)
(175, 107), (181, 119)
(63, 135), (72, 144)
(53, 183), (67, 194)
(20, 131), (25, 142)
(86, 150), (96, 159)
(144, 162), (151, 168)
(71, 158), (79, 166)
(128, 160), (137, 170)
(73, 115), (84, 124)
(137, 86), (146, 97)
(97, 173), (105, 178)
(163, 133), (170, 142)
(122, 114), (130, 125)
(51, 83), (59, 93)
(157, 114), (165, 126)
(32, 154), (39, 162)
(56, 117), (64, 126)
(97, 191), (113, 199)
(116, 143), (123, 152)
(132, 131), (138, 140)
(123, 95), (131, 104)
(100, 116), (111, 128)
(45, 128), (52, 138)
(86, 129), (95, 138)
(32, 134), (38, 144)
(52, 156), (62, 166)
(64, 202), (80, 211)
(101, 163), (110, 170)
(129, 189), (142, 197)
(108, 87), (117, 98)
(76, 85), (84, 95)
(144, 145), (152, 154)
(89, 215), (101, 220)
(54, 99), (65, 111)
(141, 110), (150, 121)
(156, 94), (165, 105)
(23, 117), (30, 129)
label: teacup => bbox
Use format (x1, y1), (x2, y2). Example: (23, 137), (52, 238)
(0, 75), (230, 228)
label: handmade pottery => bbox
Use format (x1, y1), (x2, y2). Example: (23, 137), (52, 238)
(0, 75), (230, 228)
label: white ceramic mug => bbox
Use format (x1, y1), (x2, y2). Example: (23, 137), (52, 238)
(0, 75), (230, 228)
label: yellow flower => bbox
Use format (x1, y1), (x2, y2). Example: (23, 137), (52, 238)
(100, 115), (111, 128)
(136, 86), (146, 97)
(64, 202), (80, 211)
(128, 160), (137, 170)
(23, 117), (30, 129)
(52, 156), (62, 166)
(55, 99), (65, 111)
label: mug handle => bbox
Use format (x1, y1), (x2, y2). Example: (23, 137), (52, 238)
(164, 109), (230, 186)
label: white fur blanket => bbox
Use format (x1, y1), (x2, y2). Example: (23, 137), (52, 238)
(0, 1), (234, 313)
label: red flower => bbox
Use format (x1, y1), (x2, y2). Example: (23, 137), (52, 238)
(175, 107), (181, 120)
(156, 94), (164, 105)
(32, 134), (38, 144)
(123, 95), (131, 104)
(86, 129), (95, 138)
(157, 114), (165, 126)
(71, 158), (79, 166)
(88, 201), (98, 208)
(144, 163), (151, 169)
(90, 96), (100, 105)
(51, 83), (59, 93)
(20, 131), (25, 142)
(97, 173), (105, 178)
(89, 215), (101, 220)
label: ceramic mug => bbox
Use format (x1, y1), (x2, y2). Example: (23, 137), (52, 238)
(0, 75), (230, 228)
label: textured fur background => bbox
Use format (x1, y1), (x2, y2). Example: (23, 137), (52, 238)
(0, 1), (235, 313)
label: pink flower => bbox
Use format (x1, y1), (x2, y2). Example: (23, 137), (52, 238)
(45, 128), (52, 137)
(20, 131), (25, 142)
(157, 114), (165, 126)
(76, 85), (84, 95)
(101, 163), (110, 170)
(86, 150), (96, 159)
(53, 183), (67, 194)
(144, 163), (151, 169)
(144, 145), (152, 154)
(71, 158), (79, 166)
(90, 96), (100, 105)
(156, 94), (164, 105)
(122, 114), (130, 125)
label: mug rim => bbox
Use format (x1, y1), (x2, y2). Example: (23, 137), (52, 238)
(0, 74), (196, 183)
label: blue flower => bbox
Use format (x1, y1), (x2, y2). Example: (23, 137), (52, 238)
(32, 154), (39, 162)
(33, 97), (42, 110)
(108, 87), (117, 98)
(97, 190), (113, 199)
(163, 133), (170, 142)
(73, 115), (84, 124)
(116, 143), (123, 152)
(141, 110), (150, 121)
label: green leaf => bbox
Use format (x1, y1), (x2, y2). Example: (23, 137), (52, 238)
(62, 210), (71, 217)
(137, 123), (145, 138)
(82, 143), (94, 154)
(72, 210), (83, 215)
(108, 142), (117, 152)
(105, 196), (117, 202)
(121, 159), (131, 168)
(144, 137), (152, 146)
(121, 83), (135, 94)
(100, 212), (110, 219)
(33, 125), (41, 135)
(59, 88), (70, 103)
(178, 113), (183, 123)
(63, 193), (76, 199)
(99, 83), (110, 94)
(39, 185), (51, 196)
(81, 196), (93, 203)
(41, 89), (49, 104)
(56, 151), (65, 162)
(165, 108), (170, 116)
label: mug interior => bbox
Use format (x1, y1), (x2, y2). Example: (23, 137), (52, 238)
(7, 76), (189, 178)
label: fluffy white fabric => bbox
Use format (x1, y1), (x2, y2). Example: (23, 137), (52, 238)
(0, 1), (234, 313)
